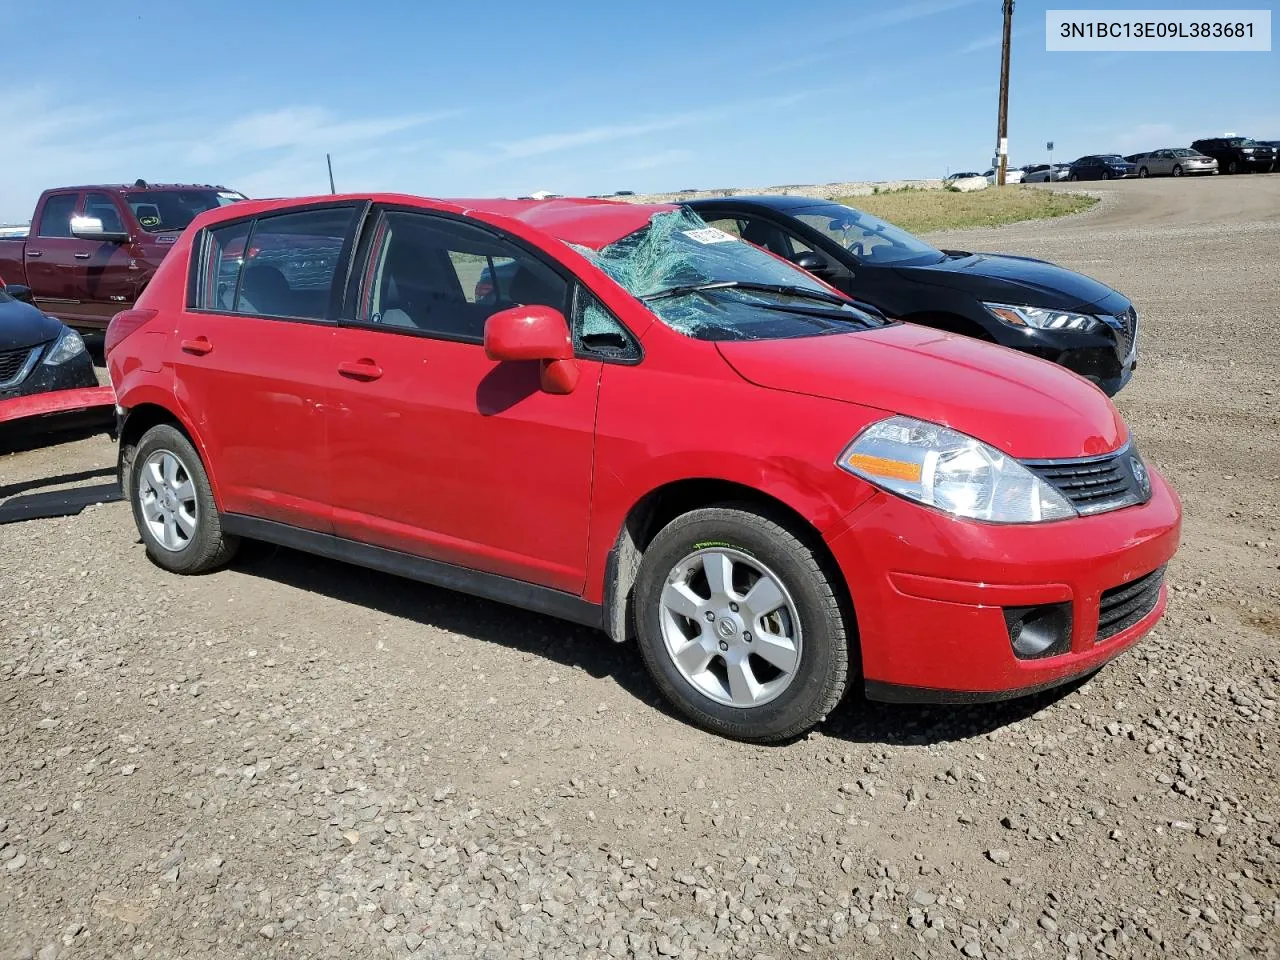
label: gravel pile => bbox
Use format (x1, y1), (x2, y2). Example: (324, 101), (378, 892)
(2, 177), (1278, 959)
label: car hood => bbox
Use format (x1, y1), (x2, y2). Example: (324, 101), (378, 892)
(0, 298), (63, 351)
(897, 252), (1127, 312)
(716, 323), (1126, 460)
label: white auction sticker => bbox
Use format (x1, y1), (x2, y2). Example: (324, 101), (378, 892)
(682, 228), (737, 244)
(1046, 9), (1270, 50)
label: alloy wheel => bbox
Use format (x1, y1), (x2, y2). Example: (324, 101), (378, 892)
(658, 547), (802, 708)
(138, 449), (198, 552)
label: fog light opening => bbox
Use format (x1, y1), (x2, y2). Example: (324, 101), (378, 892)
(1003, 602), (1073, 660)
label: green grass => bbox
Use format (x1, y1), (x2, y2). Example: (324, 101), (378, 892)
(836, 186), (1097, 234)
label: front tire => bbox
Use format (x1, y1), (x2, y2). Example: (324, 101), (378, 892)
(128, 424), (238, 574)
(1068, 173), (1079, 182)
(633, 505), (852, 743)
(1138, 167), (1148, 178)
(1172, 165), (1183, 177)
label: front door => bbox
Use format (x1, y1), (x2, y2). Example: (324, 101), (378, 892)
(23, 192), (85, 321)
(325, 207), (600, 594)
(78, 191), (142, 327)
(174, 203), (362, 531)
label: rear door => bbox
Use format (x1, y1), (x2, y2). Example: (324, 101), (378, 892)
(175, 203), (363, 531)
(324, 206), (609, 593)
(22, 192), (85, 320)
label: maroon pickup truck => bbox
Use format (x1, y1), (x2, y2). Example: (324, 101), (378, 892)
(0, 181), (247, 331)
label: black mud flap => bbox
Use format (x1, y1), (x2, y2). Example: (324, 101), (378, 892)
(0, 482), (122, 524)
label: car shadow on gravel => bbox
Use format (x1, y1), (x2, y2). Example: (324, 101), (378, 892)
(232, 544), (1090, 746)
(820, 676), (1090, 747)
(232, 544), (664, 703)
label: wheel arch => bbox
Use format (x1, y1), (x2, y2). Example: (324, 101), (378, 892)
(117, 401), (222, 508)
(601, 478), (856, 652)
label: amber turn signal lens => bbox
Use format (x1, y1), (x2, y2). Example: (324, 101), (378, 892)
(843, 452), (923, 483)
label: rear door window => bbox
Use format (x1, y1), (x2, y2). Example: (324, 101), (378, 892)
(194, 206), (359, 320)
(36, 194), (79, 238)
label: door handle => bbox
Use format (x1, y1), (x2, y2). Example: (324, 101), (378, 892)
(180, 337), (214, 356)
(337, 359), (383, 382)
(26, 250), (42, 258)
(74, 252), (91, 259)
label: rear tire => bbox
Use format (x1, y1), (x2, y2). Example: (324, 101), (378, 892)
(128, 424), (238, 574)
(633, 505), (852, 743)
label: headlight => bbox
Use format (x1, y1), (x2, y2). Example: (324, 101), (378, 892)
(984, 302), (1101, 333)
(837, 416), (1076, 523)
(42, 327), (86, 365)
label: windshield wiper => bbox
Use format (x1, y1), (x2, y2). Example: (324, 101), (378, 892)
(642, 280), (850, 306)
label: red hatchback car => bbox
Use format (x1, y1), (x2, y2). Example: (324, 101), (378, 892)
(105, 194), (1182, 742)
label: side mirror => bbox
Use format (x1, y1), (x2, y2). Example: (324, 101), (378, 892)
(483, 305), (579, 394)
(4, 283), (34, 304)
(70, 215), (130, 244)
(792, 251), (830, 274)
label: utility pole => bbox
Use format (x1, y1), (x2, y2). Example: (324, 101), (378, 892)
(996, 0), (1015, 185)
(326, 154), (336, 194)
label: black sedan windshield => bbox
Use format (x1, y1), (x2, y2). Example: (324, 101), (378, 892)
(789, 201), (944, 266)
(575, 209), (885, 342)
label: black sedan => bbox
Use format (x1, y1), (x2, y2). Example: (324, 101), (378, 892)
(683, 195), (1139, 395)
(1066, 155), (1138, 180)
(1, 283), (99, 403)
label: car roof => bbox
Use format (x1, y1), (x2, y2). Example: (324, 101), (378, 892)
(190, 193), (677, 250)
(50, 182), (239, 194)
(683, 194), (837, 212)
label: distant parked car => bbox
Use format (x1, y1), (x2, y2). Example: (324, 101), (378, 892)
(0, 181), (248, 331)
(1022, 164), (1071, 183)
(1125, 149), (1217, 178)
(983, 167), (1025, 185)
(1190, 137), (1276, 175)
(946, 171), (984, 181)
(685, 195), (1142, 396)
(1067, 156), (1137, 181)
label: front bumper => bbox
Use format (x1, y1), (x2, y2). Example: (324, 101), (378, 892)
(0, 351), (113, 445)
(0, 349), (99, 401)
(994, 321), (1136, 396)
(825, 468), (1181, 702)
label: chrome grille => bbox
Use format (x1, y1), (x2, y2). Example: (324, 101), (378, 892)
(1097, 565), (1165, 640)
(0, 346), (39, 389)
(1024, 443), (1151, 516)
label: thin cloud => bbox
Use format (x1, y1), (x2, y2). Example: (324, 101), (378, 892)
(955, 25), (1035, 55)
(617, 149), (694, 172)
(495, 93), (808, 161)
(865, 0), (982, 29)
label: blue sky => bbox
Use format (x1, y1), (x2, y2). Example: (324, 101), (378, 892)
(3, 0), (1276, 221)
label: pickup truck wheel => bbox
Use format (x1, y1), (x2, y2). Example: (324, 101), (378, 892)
(129, 424), (238, 574)
(633, 505), (851, 743)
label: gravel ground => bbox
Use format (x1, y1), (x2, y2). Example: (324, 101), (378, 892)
(2, 176), (1278, 960)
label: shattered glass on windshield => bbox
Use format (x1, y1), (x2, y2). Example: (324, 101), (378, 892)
(572, 209), (885, 342)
